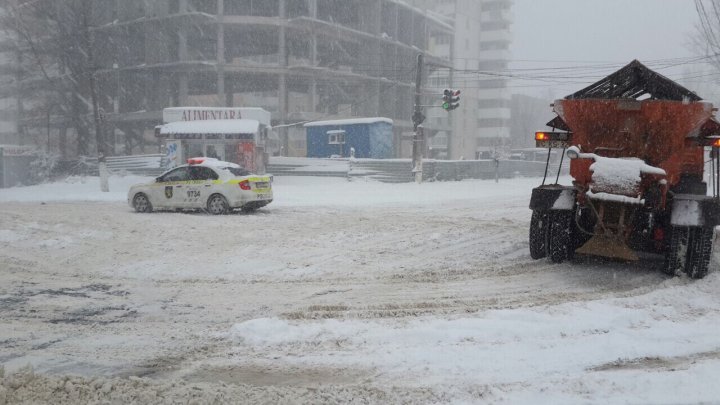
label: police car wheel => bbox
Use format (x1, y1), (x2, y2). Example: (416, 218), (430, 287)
(207, 194), (229, 215)
(133, 193), (153, 213)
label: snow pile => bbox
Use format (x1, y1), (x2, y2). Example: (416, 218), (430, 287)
(590, 156), (665, 197)
(0, 174), (557, 208)
(228, 272), (720, 402)
(587, 191), (644, 205)
(159, 119), (259, 135)
(0, 175), (149, 203)
(0, 366), (418, 405)
(269, 156), (350, 172)
(303, 117), (393, 127)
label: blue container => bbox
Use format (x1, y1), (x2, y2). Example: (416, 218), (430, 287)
(304, 118), (393, 159)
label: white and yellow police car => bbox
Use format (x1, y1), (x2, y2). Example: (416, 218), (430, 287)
(128, 158), (273, 215)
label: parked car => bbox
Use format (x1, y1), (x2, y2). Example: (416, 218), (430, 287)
(128, 158), (273, 214)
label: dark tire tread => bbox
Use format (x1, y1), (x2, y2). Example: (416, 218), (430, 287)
(132, 193), (153, 213)
(687, 227), (714, 279)
(663, 226), (689, 276)
(529, 210), (548, 260)
(548, 210), (574, 263)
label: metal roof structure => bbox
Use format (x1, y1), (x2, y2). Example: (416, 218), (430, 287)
(546, 60), (706, 131)
(566, 60), (701, 101)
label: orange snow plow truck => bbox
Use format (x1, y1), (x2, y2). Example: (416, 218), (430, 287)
(529, 60), (720, 278)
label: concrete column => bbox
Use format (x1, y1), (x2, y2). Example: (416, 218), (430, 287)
(15, 49), (24, 146)
(178, 0), (189, 105)
(217, 0), (226, 105)
(278, 0), (289, 154)
(372, 0), (382, 117)
(309, 0), (317, 114)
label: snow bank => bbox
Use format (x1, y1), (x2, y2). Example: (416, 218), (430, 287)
(228, 273), (720, 402)
(0, 366), (413, 405)
(0, 174), (564, 208)
(159, 119), (260, 135)
(0, 175), (149, 203)
(304, 117), (393, 127)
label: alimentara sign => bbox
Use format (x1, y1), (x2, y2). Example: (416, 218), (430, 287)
(163, 107), (244, 123)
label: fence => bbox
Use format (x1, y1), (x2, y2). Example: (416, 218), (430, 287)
(55, 154), (166, 177)
(268, 157), (569, 183)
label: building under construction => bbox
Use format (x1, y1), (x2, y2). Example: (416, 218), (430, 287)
(3, 0), (457, 158)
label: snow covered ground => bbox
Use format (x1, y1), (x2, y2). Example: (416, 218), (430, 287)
(1, 175), (719, 404)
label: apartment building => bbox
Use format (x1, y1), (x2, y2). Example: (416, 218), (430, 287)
(416, 0), (513, 160)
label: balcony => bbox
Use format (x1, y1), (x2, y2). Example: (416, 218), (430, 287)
(480, 9), (513, 24)
(478, 49), (512, 61)
(479, 30), (513, 43)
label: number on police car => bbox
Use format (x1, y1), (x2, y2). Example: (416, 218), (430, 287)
(187, 190), (201, 198)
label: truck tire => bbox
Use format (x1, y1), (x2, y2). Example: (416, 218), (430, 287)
(548, 210), (574, 263)
(686, 227), (715, 279)
(529, 210), (549, 260)
(663, 226), (689, 276)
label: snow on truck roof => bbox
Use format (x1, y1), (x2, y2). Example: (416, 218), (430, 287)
(304, 117), (393, 127)
(159, 119), (260, 135)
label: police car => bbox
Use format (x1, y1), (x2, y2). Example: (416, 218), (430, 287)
(128, 158), (273, 215)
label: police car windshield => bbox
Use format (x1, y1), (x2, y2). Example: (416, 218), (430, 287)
(220, 166), (250, 177)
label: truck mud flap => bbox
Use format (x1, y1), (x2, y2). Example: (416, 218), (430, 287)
(671, 194), (720, 227)
(529, 186), (576, 212)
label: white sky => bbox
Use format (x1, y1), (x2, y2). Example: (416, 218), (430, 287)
(510, 0), (708, 99)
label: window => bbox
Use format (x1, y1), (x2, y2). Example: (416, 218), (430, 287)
(328, 131), (346, 145)
(160, 167), (191, 182)
(190, 166), (219, 181)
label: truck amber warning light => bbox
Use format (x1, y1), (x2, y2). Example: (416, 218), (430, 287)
(535, 131), (570, 147)
(535, 132), (569, 141)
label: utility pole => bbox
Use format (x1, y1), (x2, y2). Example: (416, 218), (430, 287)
(412, 54), (426, 184)
(84, 0), (108, 192)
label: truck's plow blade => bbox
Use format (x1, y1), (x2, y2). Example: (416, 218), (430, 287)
(576, 234), (639, 262)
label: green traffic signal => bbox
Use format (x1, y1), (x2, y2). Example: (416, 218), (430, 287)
(442, 89), (460, 111)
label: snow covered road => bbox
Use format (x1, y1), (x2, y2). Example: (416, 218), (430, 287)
(1, 176), (719, 403)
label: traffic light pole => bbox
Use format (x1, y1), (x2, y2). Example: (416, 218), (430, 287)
(412, 54), (425, 184)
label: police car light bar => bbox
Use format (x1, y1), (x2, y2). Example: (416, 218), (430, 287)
(187, 158), (206, 165)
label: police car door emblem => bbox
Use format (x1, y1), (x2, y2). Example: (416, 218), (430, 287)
(165, 186), (173, 199)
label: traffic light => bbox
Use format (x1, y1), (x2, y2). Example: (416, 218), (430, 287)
(442, 89), (461, 111)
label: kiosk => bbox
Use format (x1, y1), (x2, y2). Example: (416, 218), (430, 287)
(156, 107), (274, 173)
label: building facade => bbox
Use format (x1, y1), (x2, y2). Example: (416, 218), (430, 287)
(415, 0), (513, 160)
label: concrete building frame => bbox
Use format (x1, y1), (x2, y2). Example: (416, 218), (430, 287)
(2, 0), (455, 158)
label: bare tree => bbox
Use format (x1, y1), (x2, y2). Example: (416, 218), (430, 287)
(510, 94), (549, 149)
(694, 0), (720, 68)
(2, 0), (109, 190)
